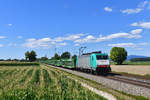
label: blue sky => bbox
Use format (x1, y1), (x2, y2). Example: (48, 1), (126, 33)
(0, 0), (150, 59)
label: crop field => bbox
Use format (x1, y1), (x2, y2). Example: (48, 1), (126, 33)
(0, 65), (106, 100)
(111, 65), (150, 75)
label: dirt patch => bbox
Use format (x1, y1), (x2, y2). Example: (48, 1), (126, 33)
(111, 65), (150, 75)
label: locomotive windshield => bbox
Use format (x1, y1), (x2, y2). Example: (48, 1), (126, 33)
(96, 55), (108, 60)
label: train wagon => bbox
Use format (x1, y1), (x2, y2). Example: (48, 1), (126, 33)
(48, 59), (76, 69)
(76, 52), (111, 74)
(61, 59), (76, 69)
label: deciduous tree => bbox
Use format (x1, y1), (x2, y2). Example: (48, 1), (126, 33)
(110, 47), (127, 65)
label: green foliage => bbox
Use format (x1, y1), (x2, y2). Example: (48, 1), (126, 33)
(110, 47), (127, 65)
(130, 57), (150, 62)
(0, 88), (37, 100)
(144, 74), (150, 78)
(51, 53), (60, 60)
(0, 62), (39, 66)
(25, 51), (30, 60)
(61, 52), (71, 59)
(40, 56), (48, 61)
(25, 50), (37, 62)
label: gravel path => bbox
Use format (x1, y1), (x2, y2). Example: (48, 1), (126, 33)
(111, 65), (150, 75)
(49, 65), (150, 98)
(81, 82), (116, 100)
(68, 76), (116, 100)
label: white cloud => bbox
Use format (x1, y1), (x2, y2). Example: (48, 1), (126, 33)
(27, 38), (36, 42)
(23, 33), (85, 49)
(23, 37), (52, 48)
(0, 36), (6, 39)
(0, 44), (3, 47)
(104, 7), (112, 12)
(131, 22), (138, 26)
(121, 8), (142, 14)
(96, 32), (141, 40)
(75, 35), (96, 43)
(130, 29), (143, 34)
(23, 30), (144, 49)
(138, 42), (149, 46)
(75, 31), (142, 43)
(8, 24), (12, 26)
(8, 43), (17, 47)
(108, 42), (149, 50)
(54, 33), (84, 42)
(135, 48), (144, 50)
(17, 36), (23, 39)
(58, 42), (67, 46)
(121, 1), (150, 14)
(108, 43), (136, 47)
(75, 44), (80, 46)
(138, 1), (149, 8)
(131, 22), (150, 29)
(23, 37), (68, 49)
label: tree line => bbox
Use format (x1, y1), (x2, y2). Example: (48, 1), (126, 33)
(3, 46), (149, 65)
(24, 50), (76, 62)
(51, 51), (77, 60)
(130, 57), (150, 62)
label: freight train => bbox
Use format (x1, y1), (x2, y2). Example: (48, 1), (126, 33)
(47, 51), (111, 74)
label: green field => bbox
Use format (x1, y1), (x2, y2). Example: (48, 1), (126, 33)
(0, 65), (106, 100)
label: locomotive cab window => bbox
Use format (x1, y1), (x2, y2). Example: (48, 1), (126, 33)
(96, 55), (108, 60)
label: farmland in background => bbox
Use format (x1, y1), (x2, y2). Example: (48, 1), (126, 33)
(0, 64), (106, 100)
(111, 61), (150, 65)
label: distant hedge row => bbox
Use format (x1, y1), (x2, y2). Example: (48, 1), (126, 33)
(130, 57), (150, 62)
(0, 62), (39, 66)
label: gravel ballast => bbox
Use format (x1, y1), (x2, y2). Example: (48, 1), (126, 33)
(49, 65), (150, 98)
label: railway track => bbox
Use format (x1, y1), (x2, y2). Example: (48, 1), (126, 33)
(48, 64), (150, 89)
(105, 75), (150, 89)
(46, 64), (150, 98)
